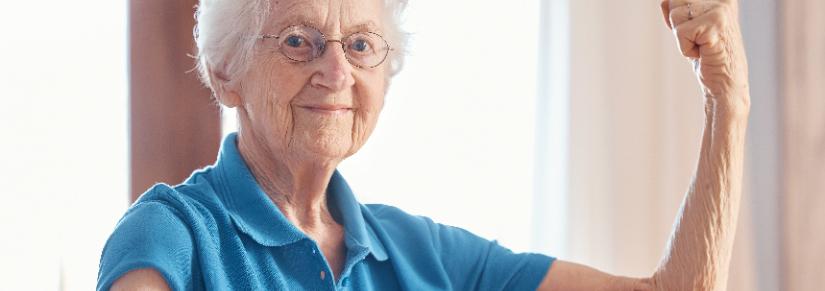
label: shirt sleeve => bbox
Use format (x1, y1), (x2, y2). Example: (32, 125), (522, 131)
(434, 223), (555, 291)
(97, 200), (195, 291)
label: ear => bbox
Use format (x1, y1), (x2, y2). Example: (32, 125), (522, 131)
(206, 65), (242, 108)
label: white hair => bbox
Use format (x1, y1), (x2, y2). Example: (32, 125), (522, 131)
(194, 0), (408, 91)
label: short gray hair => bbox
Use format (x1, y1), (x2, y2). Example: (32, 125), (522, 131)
(194, 0), (408, 90)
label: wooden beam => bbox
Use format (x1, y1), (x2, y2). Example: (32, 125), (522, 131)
(129, 0), (221, 202)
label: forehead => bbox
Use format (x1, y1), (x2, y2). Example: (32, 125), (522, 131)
(268, 0), (385, 33)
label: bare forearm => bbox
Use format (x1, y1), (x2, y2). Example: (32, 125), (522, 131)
(651, 99), (749, 291)
(538, 1), (751, 289)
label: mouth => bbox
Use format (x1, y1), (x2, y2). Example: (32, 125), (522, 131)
(296, 104), (354, 115)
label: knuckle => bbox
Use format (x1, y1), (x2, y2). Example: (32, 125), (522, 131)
(679, 43), (695, 57)
(710, 8), (728, 25)
(716, 4), (734, 23)
(674, 25), (692, 38)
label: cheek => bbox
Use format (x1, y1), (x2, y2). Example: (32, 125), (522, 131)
(264, 64), (307, 107)
(352, 75), (387, 140)
(243, 63), (308, 139)
(357, 70), (388, 110)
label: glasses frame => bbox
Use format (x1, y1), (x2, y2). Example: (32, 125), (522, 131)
(258, 24), (393, 69)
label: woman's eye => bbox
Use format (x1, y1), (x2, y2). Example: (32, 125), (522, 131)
(350, 39), (370, 52)
(285, 35), (305, 48)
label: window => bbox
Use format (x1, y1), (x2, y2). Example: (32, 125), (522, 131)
(0, 1), (128, 289)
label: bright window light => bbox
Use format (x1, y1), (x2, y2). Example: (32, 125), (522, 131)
(0, 1), (128, 290)
(339, 0), (541, 253)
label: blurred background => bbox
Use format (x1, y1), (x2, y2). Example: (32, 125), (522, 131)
(1, 0), (822, 290)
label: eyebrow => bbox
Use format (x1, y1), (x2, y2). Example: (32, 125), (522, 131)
(344, 21), (382, 35)
(272, 13), (321, 32)
(271, 14), (383, 36)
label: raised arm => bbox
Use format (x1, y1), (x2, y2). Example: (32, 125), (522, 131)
(538, 0), (750, 290)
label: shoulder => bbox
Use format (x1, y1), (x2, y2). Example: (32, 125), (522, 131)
(105, 174), (229, 253)
(364, 203), (428, 223)
(109, 268), (171, 291)
(131, 168), (228, 228)
(364, 204), (439, 234)
(97, 189), (196, 290)
(362, 204), (554, 291)
(111, 183), (200, 243)
(97, 179), (225, 291)
(362, 204), (475, 250)
(124, 181), (218, 229)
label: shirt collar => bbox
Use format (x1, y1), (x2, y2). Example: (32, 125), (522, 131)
(327, 170), (388, 261)
(213, 133), (387, 261)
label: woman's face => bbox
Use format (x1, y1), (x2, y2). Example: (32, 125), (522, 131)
(230, 0), (389, 163)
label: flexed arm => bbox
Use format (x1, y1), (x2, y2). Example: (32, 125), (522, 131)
(650, 0), (749, 289)
(537, 0), (749, 290)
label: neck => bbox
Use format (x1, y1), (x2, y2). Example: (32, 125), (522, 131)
(236, 129), (340, 230)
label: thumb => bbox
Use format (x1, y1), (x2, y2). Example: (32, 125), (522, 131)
(660, 1), (673, 30)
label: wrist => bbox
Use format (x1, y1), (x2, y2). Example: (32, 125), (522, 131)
(704, 91), (751, 124)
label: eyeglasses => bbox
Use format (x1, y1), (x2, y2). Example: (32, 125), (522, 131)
(258, 25), (392, 69)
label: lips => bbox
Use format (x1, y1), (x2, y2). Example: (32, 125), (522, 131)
(296, 104), (354, 115)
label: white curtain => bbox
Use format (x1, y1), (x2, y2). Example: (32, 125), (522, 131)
(559, 1), (780, 290)
(782, 0), (825, 290)
(565, 0), (702, 276)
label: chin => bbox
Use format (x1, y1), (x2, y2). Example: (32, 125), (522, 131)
(294, 131), (353, 162)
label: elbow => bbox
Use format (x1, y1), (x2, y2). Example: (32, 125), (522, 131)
(646, 271), (722, 291)
(631, 277), (656, 291)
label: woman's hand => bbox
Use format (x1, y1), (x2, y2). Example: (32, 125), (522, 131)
(661, 0), (750, 118)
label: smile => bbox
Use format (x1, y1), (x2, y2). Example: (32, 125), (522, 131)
(296, 105), (354, 115)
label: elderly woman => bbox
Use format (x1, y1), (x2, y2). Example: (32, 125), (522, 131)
(98, 0), (750, 289)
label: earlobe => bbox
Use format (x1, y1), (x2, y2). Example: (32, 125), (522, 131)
(207, 67), (242, 108)
(218, 90), (243, 108)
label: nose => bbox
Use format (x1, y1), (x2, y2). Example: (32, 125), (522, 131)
(310, 41), (355, 91)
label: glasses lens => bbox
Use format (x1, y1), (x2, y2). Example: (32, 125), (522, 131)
(344, 32), (389, 68)
(277, 26), (323, 62)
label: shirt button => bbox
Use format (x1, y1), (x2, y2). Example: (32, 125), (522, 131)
(311, 248), (316, 254)
(342, 277), (349, 287)
(320, 270), (326, 280)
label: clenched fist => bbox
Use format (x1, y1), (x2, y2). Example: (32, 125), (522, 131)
(660, 0), (750, 118)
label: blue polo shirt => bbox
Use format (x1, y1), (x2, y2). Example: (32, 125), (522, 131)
(97, 133), (554, 290)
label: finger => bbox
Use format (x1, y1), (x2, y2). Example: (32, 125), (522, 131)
(668, 1), (714, 28)
(670, 0), (738, 10)
(668, 0), (698, 8)
(660, 1), (672, 30)
(693, 9), (729, 60)
(693, 9), (726, 47)
(675, 23), (701, 59)
(673, 10), (720, 59)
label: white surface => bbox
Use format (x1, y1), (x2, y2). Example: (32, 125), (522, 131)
(0, 1), (128, 290)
